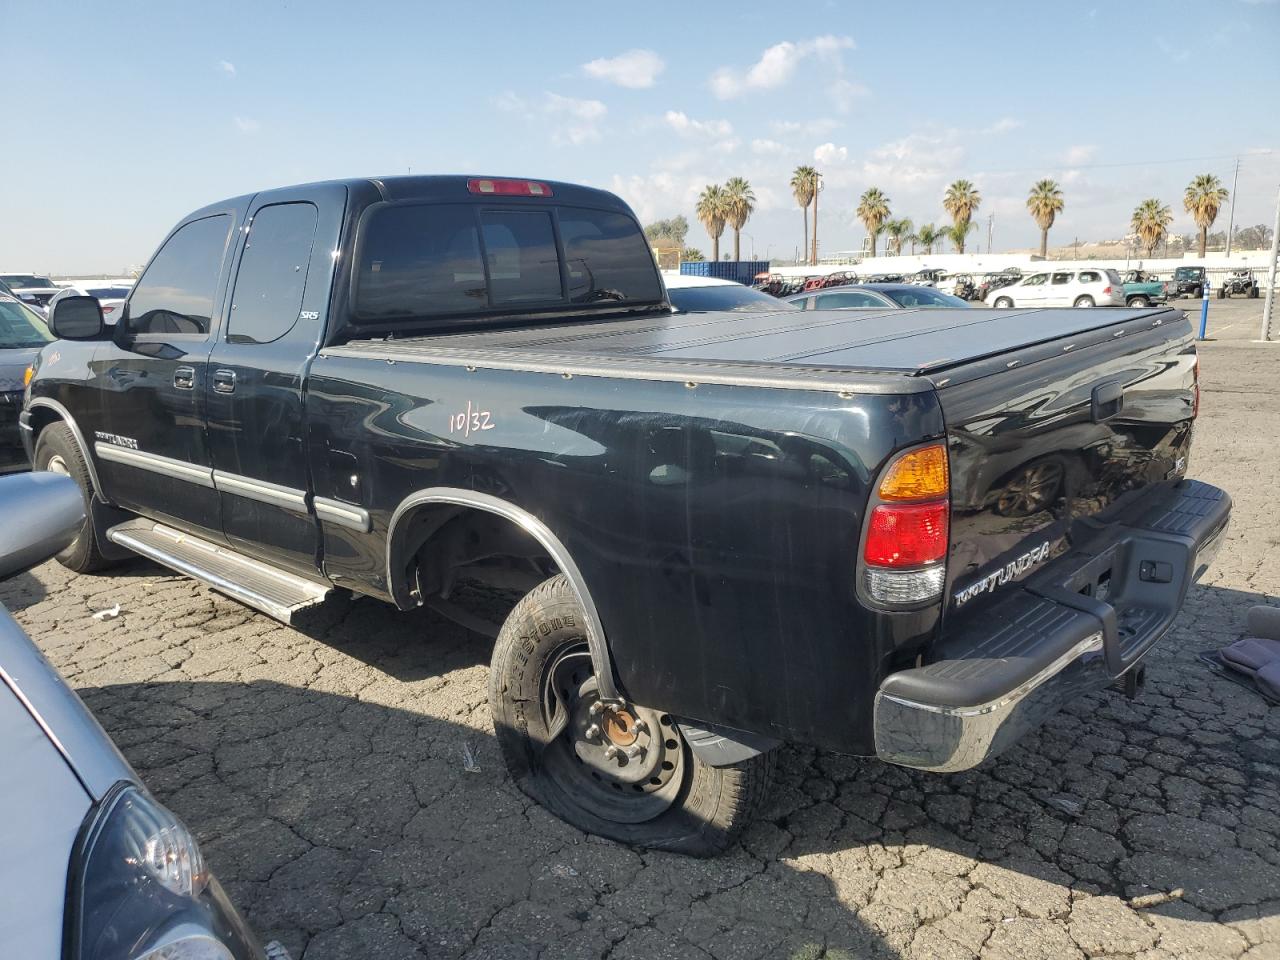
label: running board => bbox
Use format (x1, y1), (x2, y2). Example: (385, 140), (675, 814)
(106, 520), (330, 623)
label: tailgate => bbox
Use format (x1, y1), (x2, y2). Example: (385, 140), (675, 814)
(934, 309), (1198, 622)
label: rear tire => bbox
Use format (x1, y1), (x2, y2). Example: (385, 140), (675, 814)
(993, 296), (1013, 308)
(32, 423), (112, 573)
(1217, 287), (1227, 299)
(1074, 295), (1095, 308)
(1128, 295), (1150, 307)
(1249, 286), (1259, 299)
(489, 575), (775, 856)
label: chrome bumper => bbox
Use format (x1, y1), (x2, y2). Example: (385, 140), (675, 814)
(875, 480), (1230, 774)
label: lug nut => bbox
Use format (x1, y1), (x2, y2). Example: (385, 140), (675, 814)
(588, 702), (605, 716)
(625, 745), (643, 760)
(631, 720), (648, 736)
(603, 745), (621, 760)
(584, 724), (602, 740)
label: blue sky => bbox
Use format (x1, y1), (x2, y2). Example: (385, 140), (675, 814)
(4, 0), (1278, 272)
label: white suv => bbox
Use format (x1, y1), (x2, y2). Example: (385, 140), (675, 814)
(986, 268), (1126, 308)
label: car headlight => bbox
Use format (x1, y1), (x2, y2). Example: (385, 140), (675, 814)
(66, 784), (263, 960)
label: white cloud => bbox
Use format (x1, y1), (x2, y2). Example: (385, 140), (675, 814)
(1064, 144), (1097, 164)
(751, 138), (788, 155)
(984, 116), (1021, 134)
(772, 118), (842, 138)
(1155, 37), (1191, 62)
(582, 49), (665, 89)
(233, 116), (259, 134)
(664, 110), (733, 138)
(830, 78), (870, 112)
(814, 142), (848, 165)
(218, 60), (236, 78)
(710, 35), (855, 100)
(494, 91), (607, 145)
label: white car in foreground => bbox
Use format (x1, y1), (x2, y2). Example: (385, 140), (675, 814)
(986, 268), (1126, 308)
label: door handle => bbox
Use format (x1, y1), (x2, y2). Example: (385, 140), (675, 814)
(173, 366), (195, 390)
(212, 369), (237, 394)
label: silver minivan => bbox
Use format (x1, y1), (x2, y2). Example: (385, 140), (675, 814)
(986, 268), (1127, 308)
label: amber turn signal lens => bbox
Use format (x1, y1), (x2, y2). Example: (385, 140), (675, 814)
(23, 365), (34, 387)
(878, 444), (949, 501)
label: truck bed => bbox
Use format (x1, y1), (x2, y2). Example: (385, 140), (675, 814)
(328, 306), (1180, 389)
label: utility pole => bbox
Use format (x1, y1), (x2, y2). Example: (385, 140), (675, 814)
(811, 178), (821, 266)
(987, 213), (994, 256)
(1260, 184), (1280, 342)
(1225, 157), (1240, 257)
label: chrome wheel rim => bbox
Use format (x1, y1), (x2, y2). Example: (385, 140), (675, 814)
(539, 642), (685, 824)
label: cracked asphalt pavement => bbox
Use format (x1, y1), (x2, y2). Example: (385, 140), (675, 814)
(3, 299), (1278, 959)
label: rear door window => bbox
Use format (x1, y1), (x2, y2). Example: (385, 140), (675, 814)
(814, 290), (889, 308)
(1051, 272), (1072, 285)
(227, 202), (319, 343)
(127, 214), (232, 336)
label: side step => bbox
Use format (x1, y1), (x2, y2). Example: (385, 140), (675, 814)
(106, 520), (330, 623)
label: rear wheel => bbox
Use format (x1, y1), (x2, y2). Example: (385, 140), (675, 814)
(993, 296), (1013, 309)
(1249, 286), (1259, 299)
(1218, 287), (1227, 299)
(1074, 295), (1095, 308)
(489, 575), (775, 856)
(32, 423), (112, 573)
(1128, 295), (1150, 307)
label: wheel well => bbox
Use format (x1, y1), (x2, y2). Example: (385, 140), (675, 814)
(391, 504), (558, 629)
(27, 406), (61, 448)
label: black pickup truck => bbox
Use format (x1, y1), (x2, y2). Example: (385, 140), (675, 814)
(23, 176), (1229, 855)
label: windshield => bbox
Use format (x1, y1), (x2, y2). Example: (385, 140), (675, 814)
(354, 202), (663, 327)
(668, 284), (795, 313)
(1174, 268), (1201, 280)
(881, 287), (969, 308)
(0, 274), (55, 289)
(0, 299), (54, 348)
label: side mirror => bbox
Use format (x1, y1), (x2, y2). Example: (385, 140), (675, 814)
(50, 295), (105, 340)
(0, 473), (85, 581)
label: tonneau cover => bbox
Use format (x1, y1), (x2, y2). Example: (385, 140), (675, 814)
(335, 306), (1176, 378)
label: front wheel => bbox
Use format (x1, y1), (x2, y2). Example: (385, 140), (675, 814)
(1217, 287), (1227, 299)
(1074, 295), (1095, 308)
(489, 575), (775, 856)
(993, 296), (1013, 308)
(32, 423), (113, 573)
(1249, 286), (1259, 299)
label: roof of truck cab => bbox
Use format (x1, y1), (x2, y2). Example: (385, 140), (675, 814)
(328, 306), (1185, 392)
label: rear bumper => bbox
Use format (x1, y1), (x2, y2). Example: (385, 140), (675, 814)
(874, 480), (1230, 773)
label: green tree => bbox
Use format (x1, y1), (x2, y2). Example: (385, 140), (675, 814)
(723, 177), (756, 261)
(790, 166), (819, 264)
(915, 223), (943, 255)
(943, 179), (982, 235)
(696, 184), (728, 263)
(1183, 173), (1230, 258)
(947, 219), (977, 254)
(682, 247), (705, 262)
(885, 217), (913, 256)
(1131, 198), (1173, 256)
(1026, 179), (1065, 258)
(643, 216), (689, 247)
(856, 187), (891, 258)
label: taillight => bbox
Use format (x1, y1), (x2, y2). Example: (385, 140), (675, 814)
(467, 178), (553, 197)
(862, 442), (950, 605)
(1103, 285), (1112, 294)
(101, 305), (116, 314)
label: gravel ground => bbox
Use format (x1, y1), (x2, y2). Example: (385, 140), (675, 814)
(3, 297), (1278, 959)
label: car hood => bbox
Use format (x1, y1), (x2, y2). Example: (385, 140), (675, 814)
(0, 608), (97, 956)
(0, 347), (41, 392)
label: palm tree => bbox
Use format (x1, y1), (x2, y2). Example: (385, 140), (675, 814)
(943, 180), (982, 233)
(1026, 179), (1065, 258)
(856, 187), (891, 258)
(947, 219), (976, 254)
(915, 223), (943, 255)
(723, 177), (756, 261)
(790, 166), (819, 264)
(695, 184), (728, 263)
(1131, 198), (1173, 256)
(1184, 174), (1230, 257)
(885, 217), (913, 256)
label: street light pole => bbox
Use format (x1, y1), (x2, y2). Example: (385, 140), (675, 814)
(1260, 183), (1280, 343)
(1225, 157), (1240, 257)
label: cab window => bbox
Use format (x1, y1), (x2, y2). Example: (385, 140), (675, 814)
(127, 215), (233, 336)
(228, 203), (319, 344)
(1023, 273), (1048, 286)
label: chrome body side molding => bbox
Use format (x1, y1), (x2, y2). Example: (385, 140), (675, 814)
(212, 470), (308, 513)
(94, 442), (215, 488)
(314, 497), (371, 533)
(25, 398), (108, 501)
(386, 487), (620, 703)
